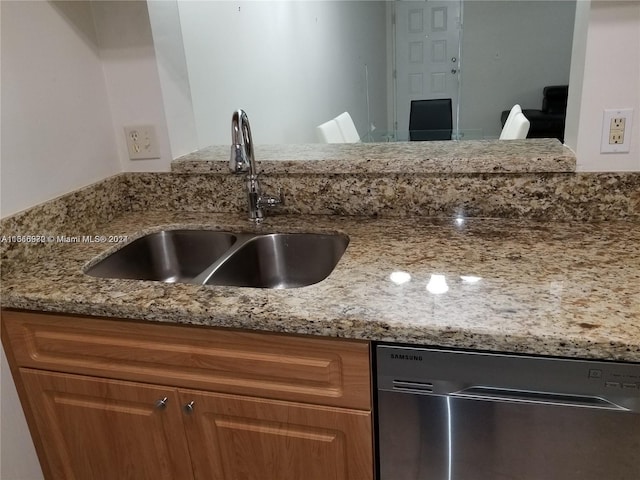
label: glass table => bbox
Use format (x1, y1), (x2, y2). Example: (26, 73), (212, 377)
(361, 129), (485, 142)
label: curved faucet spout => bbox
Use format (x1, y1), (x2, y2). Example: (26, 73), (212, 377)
(230, 109), (257, 175)
(229, 109), (283, 223)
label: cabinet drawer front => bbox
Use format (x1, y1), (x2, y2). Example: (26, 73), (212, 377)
(2, 310), (371, 409)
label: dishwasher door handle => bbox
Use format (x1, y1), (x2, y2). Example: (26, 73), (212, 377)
(451, 386), (630, 411)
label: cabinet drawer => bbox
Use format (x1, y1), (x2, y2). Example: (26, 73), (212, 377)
(1, 310), (371, 410)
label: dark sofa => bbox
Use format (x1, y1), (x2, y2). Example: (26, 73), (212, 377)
(501, 85), (568, 142)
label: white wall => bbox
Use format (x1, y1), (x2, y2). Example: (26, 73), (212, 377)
(0, 0), (172, 216)
(92, 1), (173, 172)
(459, 1), (576, 138)
(564, 0), (591, 154)
(177, 1), (388, 145)
(0, 0), (121, 218)
(147, 0), (199, 158)
(570, 0), (640, 172)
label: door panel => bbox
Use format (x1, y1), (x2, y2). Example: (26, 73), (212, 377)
(20, 369), (194, 480)
(395, 1), (462, 134)
(180, 389), (373, 480)
(378, 390), (640, 480)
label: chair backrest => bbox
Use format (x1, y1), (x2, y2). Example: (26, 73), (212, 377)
(316, 119), (344, 143)
(499, 104), (522, 140)
(334, 112), (361, 143)
(409, 98), (453, 141)
(500, 111), (530, 140)
(542, 85), (569, 114)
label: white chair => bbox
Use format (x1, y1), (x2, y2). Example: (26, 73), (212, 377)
(500, 111), (530, 140)
(499, 104), (522, 139)
(316, 119), (344, 143)
(334, 112), (361, 143)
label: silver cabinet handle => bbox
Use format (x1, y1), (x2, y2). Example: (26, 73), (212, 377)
(183, 401), (195, 414)
(155, 397), (168, 410)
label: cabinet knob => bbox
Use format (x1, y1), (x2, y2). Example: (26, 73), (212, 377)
(155, 397), (168, 410)
(183, 401), (195, 414)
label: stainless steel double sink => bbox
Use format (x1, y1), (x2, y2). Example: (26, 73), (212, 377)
(85, 229), (349, 289)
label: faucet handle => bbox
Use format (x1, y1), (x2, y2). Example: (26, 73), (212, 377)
(258, 189), (285, 209)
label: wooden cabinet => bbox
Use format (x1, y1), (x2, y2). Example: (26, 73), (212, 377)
(1, 310), (373, 480)
(181, 389), (372, 480)
(20, 370), (194, 480)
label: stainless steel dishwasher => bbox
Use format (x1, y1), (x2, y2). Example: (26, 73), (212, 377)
(377, 345), (640, 480)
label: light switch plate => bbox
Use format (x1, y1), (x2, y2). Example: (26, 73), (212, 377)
(124, 125), (160, 160)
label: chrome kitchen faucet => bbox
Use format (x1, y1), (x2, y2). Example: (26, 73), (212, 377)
(229, 109), (283, 223)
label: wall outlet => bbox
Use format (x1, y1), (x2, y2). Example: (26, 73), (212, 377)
(609, 130), (624, 144)
(601, 108), (633, 153)
(610, 117), (626, 131)
(124, 125), (160, 160)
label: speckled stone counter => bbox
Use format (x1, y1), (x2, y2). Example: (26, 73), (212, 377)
(121, 171), (640, 221)
(2, 210), (639, 363)
(173, 139), (576, 174)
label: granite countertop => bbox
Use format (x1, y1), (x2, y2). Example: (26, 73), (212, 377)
(173, 139), (576, 174)
(2, 211), (639, 363)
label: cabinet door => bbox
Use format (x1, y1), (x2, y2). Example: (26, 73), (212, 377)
(179, 389), (373, 480)
(20, 369), (195, 480)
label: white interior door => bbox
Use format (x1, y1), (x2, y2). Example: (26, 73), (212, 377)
(393, 0), (462, 138)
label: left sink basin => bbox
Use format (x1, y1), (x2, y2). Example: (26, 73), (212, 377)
(85, 230), (237, 283)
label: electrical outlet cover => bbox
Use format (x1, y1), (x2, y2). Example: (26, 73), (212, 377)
(601, 108), (633, 153)
(124, 125), (161, 160)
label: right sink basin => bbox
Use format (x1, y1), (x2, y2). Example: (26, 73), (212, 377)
(203, 233), (350, 289)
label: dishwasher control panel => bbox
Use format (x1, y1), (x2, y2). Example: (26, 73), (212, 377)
(377, 345), (640, 412)
(588, 367), (640, 389)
